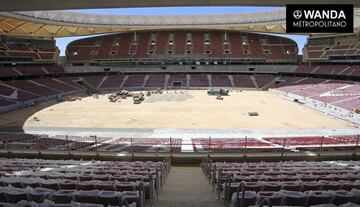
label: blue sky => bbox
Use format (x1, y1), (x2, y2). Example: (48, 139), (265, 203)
(56, 7), (307, 55)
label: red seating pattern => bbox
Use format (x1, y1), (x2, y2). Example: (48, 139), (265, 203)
(0, 66), (65, 77)
(190, 74), (209, 87)
(122, 74), (146, 88)
(66, 31), (297, 63)
(304, 43), (360, 62)
(0, 38), (57, 62)
(100, 74), (125, 89)
(167, 74), (187, 87)
(295, 65), (360, 77)
(192, 138), (277, 153)
(276, 81), (360, 112)
(211, 74), (231, 87)
(146, 74), (166, 88)
(232, 74), (255, 88)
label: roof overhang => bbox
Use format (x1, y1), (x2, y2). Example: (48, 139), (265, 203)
(0, 9), (359, 37)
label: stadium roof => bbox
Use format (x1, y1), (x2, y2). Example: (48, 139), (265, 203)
(1, 0), (359, 11)
(0, 9), (359, 37)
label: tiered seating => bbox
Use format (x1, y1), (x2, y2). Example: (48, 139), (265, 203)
(0, 66), (64, 77)
(0, 77), (84, 110)
(263, 136), (359, 152)
(0, 132), (39, 144)
(146, 74), (166, 88)
(305, 43), (360, 62)
(253, 74), (276, 88)
(0, 158), (170, 206)
(134, 32), (150, 58)
(333, 97), (360, 111)
(32, 79), (80, 93)
(0, 84), (17, 97)
(295, 65), (317, 74)
(100, 74), (125, 89)
(202, 160), (360, 207)
(43, 66), (65, 74)
(0, 67), (20, 77)
(264, 136), (344, 146)
(66, 30), (297, 63)
(15, 66), (46, 75)
(6, 80), (60, 97)
(295, 65), (360, 77)
(211, 74), (231, 87)
(122, 74), (145, 88)
(0, 99), (15, 107)
(209, 32), (223, 57)
(0, 133), (111, 151)
(0, 133), (182, 153)
(191, 32), (204, 54)
(95, 138), (182, 153)
(155, 32), (168, 55)
(56, 77), (83, 90)
(331, 135), (360, 144)
(276, 82), (360, 112)
(232, 75), (255, 88)
(66, 37), (99, 61)
(0, 37), (57, 62)
(192, 138), (279, 153)
(0, 83), (41, 102)
(167, 74), (187, 87)
(82, 76), (105, 89)
(190, 74), (209, 87)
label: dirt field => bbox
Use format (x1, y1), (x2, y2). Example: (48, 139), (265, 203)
(0, 90), (356, 129)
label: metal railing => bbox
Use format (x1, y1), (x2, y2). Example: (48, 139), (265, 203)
(1, 134), (360, 158)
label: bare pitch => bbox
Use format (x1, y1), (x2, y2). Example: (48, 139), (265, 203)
(12, 90), (355, 130)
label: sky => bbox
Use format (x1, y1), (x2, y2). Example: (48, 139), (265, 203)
(55, 7), (307, 56)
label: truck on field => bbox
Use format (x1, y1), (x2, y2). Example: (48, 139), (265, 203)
(207, 88), (229, 96)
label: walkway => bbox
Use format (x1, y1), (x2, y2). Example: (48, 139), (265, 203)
(154, 167), (223, 207)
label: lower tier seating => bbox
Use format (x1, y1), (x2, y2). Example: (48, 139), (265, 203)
(0, 158), (170, 206)
(202, 160), (360, 207)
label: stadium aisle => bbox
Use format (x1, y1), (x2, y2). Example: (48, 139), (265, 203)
(154, 166), (222, 207)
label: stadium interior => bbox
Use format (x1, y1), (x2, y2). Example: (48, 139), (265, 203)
(0, 2), (360, 207)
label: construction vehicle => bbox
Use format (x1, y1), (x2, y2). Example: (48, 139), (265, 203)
(207, 88), (229, 96)
(216, 95), (224, 100)
(133, 92), (144, 104)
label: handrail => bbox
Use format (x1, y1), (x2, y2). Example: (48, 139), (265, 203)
(257, 197), (272, 207)
(234, 181), (246, 207)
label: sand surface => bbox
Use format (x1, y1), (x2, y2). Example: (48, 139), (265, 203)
(3, 90), (352, 130)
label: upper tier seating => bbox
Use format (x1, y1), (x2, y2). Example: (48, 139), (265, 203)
(0, 37), (57, 63)
(295, 65), (360, 77)
(66, 31), (297, 63)
(304, 43), (360, 63)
